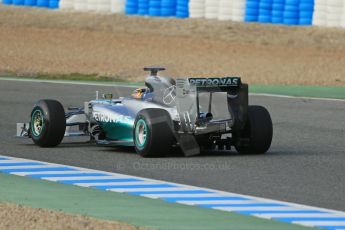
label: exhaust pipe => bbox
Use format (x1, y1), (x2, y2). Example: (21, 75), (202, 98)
(199, 112), (213, 122)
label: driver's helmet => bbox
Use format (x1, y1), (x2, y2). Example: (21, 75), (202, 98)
(132, 88), (147, 99)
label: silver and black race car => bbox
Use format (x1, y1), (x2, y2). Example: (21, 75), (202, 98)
(17, 67), (273, 157)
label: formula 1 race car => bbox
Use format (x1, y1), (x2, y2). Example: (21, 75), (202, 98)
(17, 67), (273, 157)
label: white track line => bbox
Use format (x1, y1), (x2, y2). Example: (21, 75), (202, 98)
(176, 200), (280, 205)
(294, 221), (345, 227)
(0, 160), (36, 163)
(0, 165), (69, 170)
(142, 193), (222, 198)
(108, 187), (198, 193)
(12, 171), (105, 176)
(42, 176), (130, 181)
(214, 207), (311, 212)
(255, 214), (345, 218)
(1, 77), (344, 102)
(249, 93), (345, 102)
(0, 77), (139, 88)
(72, 181), (160, 187)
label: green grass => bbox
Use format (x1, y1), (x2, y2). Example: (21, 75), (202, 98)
(250, 84), (345, 99)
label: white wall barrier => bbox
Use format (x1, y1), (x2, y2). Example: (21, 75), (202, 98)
(232, 0), (245, 22)
(111, 0), (125, 13)
(58, 0), (124, 12)
(189, 0), (205, 18)
(205, 0), (219, 19)
(342, 3), (345, 28)
(59, 0), (74, 9)
(218, 0), (245, 21)
(326, 0), (343, 27)
(313, 0), (344, 27)
(87, 0), (97, 11)
(313, 0), (326, 26)
(97, 0), (111, 12)
(74, 0), (87, 11)
(218, 0), (232, 20)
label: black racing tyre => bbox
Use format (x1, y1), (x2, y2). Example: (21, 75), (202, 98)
(235, 105), (273, 154)
(133, 108), (175, 157)
(30, 99), (66, 147)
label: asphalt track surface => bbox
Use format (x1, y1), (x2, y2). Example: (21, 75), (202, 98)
(0, 79), (344, 211)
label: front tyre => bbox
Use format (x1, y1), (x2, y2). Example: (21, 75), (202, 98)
(235, 105), (273, 154)
(133, 109), (175, 157)
(30, 99), (66, 147)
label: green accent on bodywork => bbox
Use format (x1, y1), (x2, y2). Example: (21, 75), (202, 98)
(31, 109), (45, 137)
(0, 172), (312, 230)
(101, 120), (134, 143)
(92, 106), (135, 143)
(97, 139), (134, 147)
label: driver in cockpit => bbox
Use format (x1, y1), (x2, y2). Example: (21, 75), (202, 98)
(131, 67), (175, 101)
(132, 88), (148, 99)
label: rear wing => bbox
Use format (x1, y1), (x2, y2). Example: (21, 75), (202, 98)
(174, 77), (247, 156)
(175, 77), (247, 132)
(188, 77), (241, 92)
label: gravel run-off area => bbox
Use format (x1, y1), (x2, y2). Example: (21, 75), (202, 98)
(0, 203), (149, 230)
(0, 5), (345, 86)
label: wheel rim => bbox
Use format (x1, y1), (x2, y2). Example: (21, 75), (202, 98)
(135, 119), (147, 149)
(31, 109), (44, 137)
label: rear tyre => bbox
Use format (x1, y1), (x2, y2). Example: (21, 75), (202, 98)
(30, 99), (66, 147)
(133, 109), (175, 157)
(235, 105), (273, 154)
